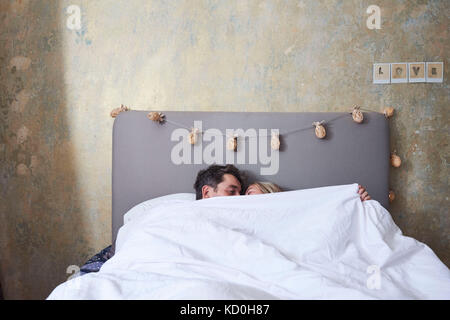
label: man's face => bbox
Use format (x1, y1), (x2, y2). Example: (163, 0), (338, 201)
(202, 174), (242, 199)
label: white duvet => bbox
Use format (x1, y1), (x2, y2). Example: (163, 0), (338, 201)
(47, 183), (450, 300)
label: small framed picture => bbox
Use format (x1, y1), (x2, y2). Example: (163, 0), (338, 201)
(391, 63), (408, 83)
(408, 62), (426, 83)
(373, 63), (391, 84)
(426, 62), (443, 83)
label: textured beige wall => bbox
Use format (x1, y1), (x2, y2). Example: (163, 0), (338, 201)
(0, 0), (448, 299)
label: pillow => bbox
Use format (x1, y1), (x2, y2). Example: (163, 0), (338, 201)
(123, 193), (196, 225)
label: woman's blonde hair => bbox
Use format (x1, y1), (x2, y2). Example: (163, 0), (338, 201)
(251, 181), (282, 194)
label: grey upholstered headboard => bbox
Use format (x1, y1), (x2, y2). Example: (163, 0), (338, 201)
(112, 111), (390, 245)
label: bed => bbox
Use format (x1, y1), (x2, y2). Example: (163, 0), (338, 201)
(47, 111), (450, 299)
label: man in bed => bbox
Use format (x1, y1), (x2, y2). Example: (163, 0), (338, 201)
(194, 164), (244, 200)
(194, 164), (372, 201)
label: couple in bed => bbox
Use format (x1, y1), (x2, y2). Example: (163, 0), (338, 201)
(194, 164), (372, 201)
(80, 164), (371, 275)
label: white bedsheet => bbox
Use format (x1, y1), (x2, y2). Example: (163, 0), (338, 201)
(47, 183), (450, 299)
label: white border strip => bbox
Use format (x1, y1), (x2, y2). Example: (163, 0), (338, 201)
(391, 62), (408, 83)
(426, 62), (444, 83)
(373, 63), (391, 84)
(408, 62), (426, 83)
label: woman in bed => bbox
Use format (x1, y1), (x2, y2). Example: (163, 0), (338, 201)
(245, 182), (282, 195)
(246, 181), (371, 201)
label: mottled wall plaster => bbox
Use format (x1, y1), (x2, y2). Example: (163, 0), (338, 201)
(0, 0), (448, 299)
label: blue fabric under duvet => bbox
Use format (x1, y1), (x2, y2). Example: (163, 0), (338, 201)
(79, 245), (113, 275)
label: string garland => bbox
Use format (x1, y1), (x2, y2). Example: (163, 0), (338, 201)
(110, 105), (395, 139)
(147, 111), (354, 138)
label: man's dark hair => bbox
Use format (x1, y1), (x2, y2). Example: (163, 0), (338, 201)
(193, 164), (244, 200)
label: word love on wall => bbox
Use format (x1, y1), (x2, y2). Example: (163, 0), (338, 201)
(373, 62), (443, 84)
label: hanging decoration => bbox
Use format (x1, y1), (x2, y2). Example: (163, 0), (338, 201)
(147, 111), (165, 124)
(119, 106), (400, 165)
(389, 190), (396, 202)
(390, 150), (402, 167)
(351, 106), (364, 123)
(127, 106), (395, 141)
(271, 131), (280, 150)
(312, 121), (326, 139)
(188, 127), (200, 145)
(110, 104), (130, 118)
(227, 135), (238, 151)
(383, 107), (395, 118)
